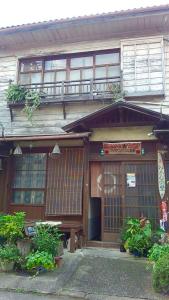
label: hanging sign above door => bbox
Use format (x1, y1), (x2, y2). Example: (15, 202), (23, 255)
(103, 142), (141, 155)
(158, 151), (166, 200)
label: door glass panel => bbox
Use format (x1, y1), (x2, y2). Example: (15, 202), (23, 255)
(70, 56), (93, 68)
(20, 60), (42, 72)
(56, 71), (66, 82)
(44, 72), (55, 82)
(82, 68), (93, 80)
(108, 66), (121, 77)
(69, 69), (81, 81)
(31, 73), (41, 84)
(19, 74), (30, 85)
(45, 59), (66, 70)
(95, 67), (106, 78)
(103, 163), (122, 233)
(96, 52), (120, 65)
(124, 163), (159, 225)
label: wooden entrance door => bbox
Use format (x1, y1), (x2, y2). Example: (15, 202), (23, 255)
(102, 162), (122, 242)
(90, 161), (159, 243)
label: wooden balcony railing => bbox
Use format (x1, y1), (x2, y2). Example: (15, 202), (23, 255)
(20, 76), (121, 103)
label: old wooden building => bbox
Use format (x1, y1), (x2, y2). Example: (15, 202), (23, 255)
(0, 5), (169, 246)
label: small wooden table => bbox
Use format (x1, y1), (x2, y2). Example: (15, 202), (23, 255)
(58, 223), (83, 253)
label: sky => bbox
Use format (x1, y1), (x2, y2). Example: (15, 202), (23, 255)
(0, 0), (169, 28)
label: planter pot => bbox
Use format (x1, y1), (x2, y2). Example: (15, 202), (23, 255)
(54, 256), (63, 268)
(120, 244), (126, 252)
(133, 250), (142, 257)
(57, 242), (64, 256)
(0, 261), (14, 272)
(17, 239), (31, 256)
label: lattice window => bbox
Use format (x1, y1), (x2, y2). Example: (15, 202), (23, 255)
(45, 148), (84, 215)
(12, 154), (46, 205)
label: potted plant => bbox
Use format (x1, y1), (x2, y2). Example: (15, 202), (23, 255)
(6, 84), (41, 122)
(32, 224), (63, 257)
(0, 244), (20, 272)
(0, 212), (25, 244)
(25, 251), (55, 275)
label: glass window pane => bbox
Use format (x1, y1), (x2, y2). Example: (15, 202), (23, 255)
(31, 73), (41, 84)
(71, 56), (93, 68)
(108, 66), (121, 77)
(69, 70), (80, 81)
(45, 59), (66, 70)
(82, 68), (93, 80)
(96, 53), (119, 65)
(13, 191), (44, 205)
(13, 171), (46, 188)
(13, 191), (22, 204)
(15, 154), (46, 171)
(19, 74), (30, 85)
(56, 71), (66, 82)
(20, 61), (42, 72)
(12, 154), (46, 205)
(95, 67), (106, 78)
(33, 191), (44, 204)
(44, 72), (55, 82)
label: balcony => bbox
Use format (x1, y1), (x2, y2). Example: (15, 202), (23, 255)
(9, 77), (121, 107)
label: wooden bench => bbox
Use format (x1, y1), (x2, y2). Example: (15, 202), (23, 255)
(58, 223), (83, 253)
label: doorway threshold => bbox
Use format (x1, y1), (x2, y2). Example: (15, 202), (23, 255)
(86, 240), (119, 248)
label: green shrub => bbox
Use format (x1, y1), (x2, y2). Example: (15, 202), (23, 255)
(0, 212), (25, 243)
(0, 244), (20, 262)
(122, 218), (153, 255)
(6, 84), (26, 103)
(120, 218), (139, 243)
(127, 223), (152, 255)
(148, 243), (169, 262)
(153, 252), (169, 293)
(32, 224), (62, 257)
(26, 251), (55, 272)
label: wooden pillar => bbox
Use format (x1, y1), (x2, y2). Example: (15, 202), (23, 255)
(82, 138), (90, 245)
(3, 157), (12, 213)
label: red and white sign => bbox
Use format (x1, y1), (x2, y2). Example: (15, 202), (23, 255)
(103, 142), (141, 155)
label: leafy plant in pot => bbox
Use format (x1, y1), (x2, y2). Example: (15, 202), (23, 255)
(6, 84), (41, 123)
(120, 218), (140, 253)
(0, 212), (25, 244)
(127, 222), (153, 257)
(0, 244), (20, 272)
(32, 224), (63, 257)
(25, 251), (55, 275)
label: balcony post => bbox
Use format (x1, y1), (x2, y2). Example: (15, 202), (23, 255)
(61, 81), (64, 100)
(90, 79), (94, 98)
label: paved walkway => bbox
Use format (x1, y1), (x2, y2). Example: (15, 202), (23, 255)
(0, 248), (168, 300)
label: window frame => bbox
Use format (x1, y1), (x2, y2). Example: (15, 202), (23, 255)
(11, 153), (47, 207)
(121, 37), (164, 96)
(18, 49), (121, 86)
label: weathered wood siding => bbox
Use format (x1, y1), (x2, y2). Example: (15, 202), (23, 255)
(0, 35), (168, 136)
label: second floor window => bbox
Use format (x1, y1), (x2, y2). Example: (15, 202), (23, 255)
(122, 38), (164, 96)
(19, 50), (120, 86)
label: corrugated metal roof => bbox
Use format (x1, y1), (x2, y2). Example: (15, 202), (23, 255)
(1, 4), (169, 33)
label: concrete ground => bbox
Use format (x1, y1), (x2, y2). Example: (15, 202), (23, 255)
(0, 248), (168, 300)
(0, 291), (81, 300)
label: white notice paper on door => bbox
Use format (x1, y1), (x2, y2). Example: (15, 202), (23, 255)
(127, 173), (136, 187)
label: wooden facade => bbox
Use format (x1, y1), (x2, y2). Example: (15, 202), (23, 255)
(0, 5), (169, 245)
(1, 102), (168, 244)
